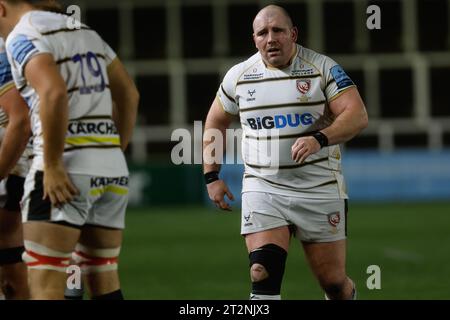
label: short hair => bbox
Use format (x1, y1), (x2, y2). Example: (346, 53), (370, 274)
(256, 5), (294, 29)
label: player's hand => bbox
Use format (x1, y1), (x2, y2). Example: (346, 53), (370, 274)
(207, 180), (234, 211)
(43, 162), (79, 207)
(291, 136), (321, 164)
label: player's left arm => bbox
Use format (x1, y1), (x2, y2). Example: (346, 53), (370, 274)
(0, 86), (30, 180)
(320, 87), (368, 145)
(108, 58), (139, 151)
(291, 87), (368, 163)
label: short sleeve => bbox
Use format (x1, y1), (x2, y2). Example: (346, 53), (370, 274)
(323, 57), (355, 102)
(6, 34), (52, 77)
(103, 40), (117, 66)
(217, 65), (240, 115)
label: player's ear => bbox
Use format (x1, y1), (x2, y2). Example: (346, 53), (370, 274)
(291, 26), (298, 42)
(0, 1), (6, 18)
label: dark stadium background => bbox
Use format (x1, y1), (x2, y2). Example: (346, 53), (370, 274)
(60, 0), (450, 299)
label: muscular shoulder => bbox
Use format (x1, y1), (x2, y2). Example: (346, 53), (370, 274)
(298, 46), (337, 76)
(22, 11), (67, 35)
(6, 11), (80, 47)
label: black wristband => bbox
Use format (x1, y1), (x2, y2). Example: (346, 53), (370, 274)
(204, 171), (220, 184)
(312, 131), (329, 148)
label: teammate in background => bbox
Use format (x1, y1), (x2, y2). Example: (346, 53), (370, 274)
(203, 5), (368, 300)
(0, 37), (31, 300)
(0, 0), (139, 299)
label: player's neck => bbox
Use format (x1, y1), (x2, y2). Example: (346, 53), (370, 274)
(286, 44), (298, 66)
(1, 5), (34, 38)
(265, 44), (297, 70)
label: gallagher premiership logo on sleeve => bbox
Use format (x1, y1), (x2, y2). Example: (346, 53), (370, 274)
(330, 65), (354, 89)
(8, 35), (37, 66)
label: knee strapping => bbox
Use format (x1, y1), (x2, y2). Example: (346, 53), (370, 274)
(22, 240), (71, 272)
(249, 244), (287, 295)
(72, 244), (120, 274)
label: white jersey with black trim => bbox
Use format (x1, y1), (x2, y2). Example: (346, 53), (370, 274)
(5, 11), (127, 176)
(217, 44), (355, 199)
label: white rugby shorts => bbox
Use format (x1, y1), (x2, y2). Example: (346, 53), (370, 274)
(241, 192), (347, 243)
(21, 169), (129, 229)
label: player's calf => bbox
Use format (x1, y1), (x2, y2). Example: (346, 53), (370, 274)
(249, 244), (287, 300)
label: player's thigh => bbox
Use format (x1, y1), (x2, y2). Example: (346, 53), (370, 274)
(245, 227), (291, 253)
(79, 225), (122, 249)
(302, 239), (347, 281)
(23, 221), (80, 295)
(23, 221), (81, 252)
(242, 192), (291, 252)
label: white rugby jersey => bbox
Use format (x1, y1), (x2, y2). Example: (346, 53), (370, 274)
(217, 44), (355, 199)
(5, 11), (127, 177)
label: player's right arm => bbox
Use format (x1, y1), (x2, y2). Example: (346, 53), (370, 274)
(108, 57), (139, 151)
(24, 53), (78, 206)
(203, 97), (236, 211)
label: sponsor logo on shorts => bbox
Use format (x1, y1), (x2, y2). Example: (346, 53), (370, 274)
(90, 177), (129, 188)
(244, 214), (253, 227)
(327, 212), (341, 227)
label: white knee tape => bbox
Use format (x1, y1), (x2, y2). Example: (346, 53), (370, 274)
(22, 240), (72, 272)
(72, 243), (121, 274)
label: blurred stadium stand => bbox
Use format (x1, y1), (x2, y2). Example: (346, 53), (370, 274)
(60, 0), (450, 204)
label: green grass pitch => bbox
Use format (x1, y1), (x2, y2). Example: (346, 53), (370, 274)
(119, 202), (450, 300)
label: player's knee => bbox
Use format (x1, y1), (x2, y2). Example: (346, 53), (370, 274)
(22, 241), (71, 272)
(250, 263), (269, 282)
(249, 244), (287, 295)
(72, 243), (121, 274)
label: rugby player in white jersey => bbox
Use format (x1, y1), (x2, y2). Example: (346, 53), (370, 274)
(0, 0), (139, 299)
(203, 5), (368, 300)
(0, 37), (30, 299)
